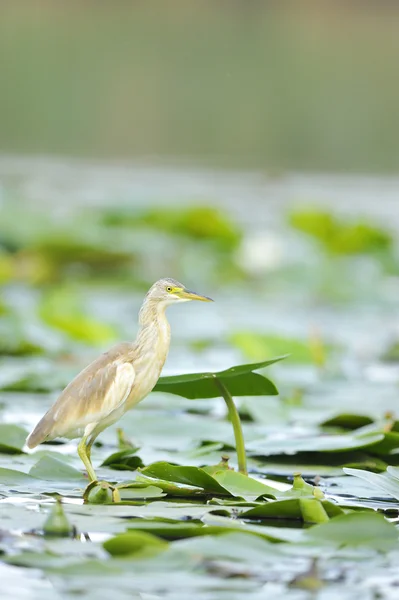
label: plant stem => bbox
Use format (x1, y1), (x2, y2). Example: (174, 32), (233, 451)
(214, 376), (247, 475)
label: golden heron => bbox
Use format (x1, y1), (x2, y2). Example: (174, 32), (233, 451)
(26, 278), (213, 481)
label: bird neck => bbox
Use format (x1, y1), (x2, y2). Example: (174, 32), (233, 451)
(136, 298), (171, 360)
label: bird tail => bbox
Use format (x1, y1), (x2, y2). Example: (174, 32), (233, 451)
(26, 414), (54, 448)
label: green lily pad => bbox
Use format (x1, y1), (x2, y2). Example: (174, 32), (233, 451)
(103, 530), (168, 558)
(344, 467), (399, 501)
(289, 208), (393, 256)
(154, 357), (286, 399)
(241, 498), (343, 524)
(307, 511), (398, 551)
(0, 424), (28, 454)
(210, 470), (278, 500)
(101, 448), (144, 471)
(138, 462), (231, 496)
(30, 455), (86, 482)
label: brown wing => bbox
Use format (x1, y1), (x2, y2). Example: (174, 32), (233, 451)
(26, 343), (136, 447)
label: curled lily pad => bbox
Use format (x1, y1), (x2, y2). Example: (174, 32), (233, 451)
(101, 448), (144, 472)
(154, 357), (286, 399)
(0, 424), (28, 454)
(103, 530), (168, 558)
(241, 498), (343, 524)
(138, 462), (231, 496)
(43, 499), (75, 537)
(83, 480), (120, 504)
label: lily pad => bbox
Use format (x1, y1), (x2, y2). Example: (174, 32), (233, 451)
(30, 456), (86, 482)
(103, 530), (168, 558)
(0, 424), (28, 454)
(241, 498), (343, 524)
(307, 511), (398, 551)
(139, 462), (231, 496)
(154, 358), (286, 399)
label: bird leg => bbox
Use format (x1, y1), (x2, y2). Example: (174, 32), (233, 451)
(78, 435), (97, 482)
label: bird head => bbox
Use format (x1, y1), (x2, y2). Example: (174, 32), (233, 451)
(148, 278), (213, 305)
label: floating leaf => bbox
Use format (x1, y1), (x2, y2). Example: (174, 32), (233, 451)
(0, 424), (28, 454)
(30, 456), (86, 482)
(241, 498), (342, 524)
(307, 511), (398, 551)
(139, 462), (230, 496)
(210, 470), (278, 500)
(116, 484), (165, 501)
(101, 448), (144, 472)
(0, 317), (44, 356)
(102, 206), (241, 250)
(39, 287), (118, 345)
(321, 413), (374, 430)
(344, 467), (399, 501)
(289, 209), (393, 256)
(103, 530), (168, 558)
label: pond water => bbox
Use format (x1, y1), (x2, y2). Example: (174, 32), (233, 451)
(1, 157), (399, 598)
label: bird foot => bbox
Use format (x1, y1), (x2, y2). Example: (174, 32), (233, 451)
(83, 480), (121, 504)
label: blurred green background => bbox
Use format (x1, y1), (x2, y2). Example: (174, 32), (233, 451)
(3, 5), (399, 596)
(1, 0), (399, 172)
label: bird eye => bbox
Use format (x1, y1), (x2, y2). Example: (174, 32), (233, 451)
(166, 286), (172, 292)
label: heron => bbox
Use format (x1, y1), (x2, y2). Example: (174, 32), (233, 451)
(26, 278), (213, 481)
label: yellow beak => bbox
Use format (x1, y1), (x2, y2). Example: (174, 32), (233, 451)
(178, 288), (214, 302)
